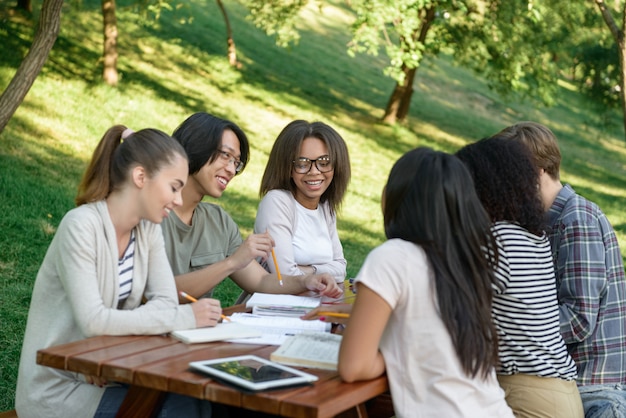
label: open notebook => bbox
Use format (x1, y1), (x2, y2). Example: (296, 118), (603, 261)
(227, 312), (331, 345)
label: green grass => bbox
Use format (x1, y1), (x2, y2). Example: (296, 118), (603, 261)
(1, 0), (626, 411)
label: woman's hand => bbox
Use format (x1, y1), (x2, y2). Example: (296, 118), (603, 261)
(301, 303), (352, 325)
(191, 298), (222, 328)
(302, 273), (343, 298)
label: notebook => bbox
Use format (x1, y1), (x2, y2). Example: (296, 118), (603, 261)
(170, 322), (262, 344)
(227, 312), (331, 345)
(245, 293), (321, 317)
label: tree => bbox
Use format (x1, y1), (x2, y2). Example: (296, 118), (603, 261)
(348, 0), (441, 123)
(102, 0), (119, 86)
(216, 0), (241, 68)
(241, 1), (610, 127)
(592, 0), (626, 139)
(0, 0), (64, 134)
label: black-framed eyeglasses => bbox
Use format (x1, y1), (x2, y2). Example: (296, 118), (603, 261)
(292, 156), (333, 174)
(215, 149), (244, 173)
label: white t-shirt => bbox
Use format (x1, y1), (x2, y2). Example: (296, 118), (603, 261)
(355, 239), (514, 418)
(292, 203), (333, 266)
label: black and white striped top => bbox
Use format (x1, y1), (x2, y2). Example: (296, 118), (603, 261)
(491, 222), (577, 380)
(118, 230), (135, 304)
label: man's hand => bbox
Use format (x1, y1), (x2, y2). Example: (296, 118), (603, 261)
(302, 273), (343, 298)
(228, 231), (274, 271)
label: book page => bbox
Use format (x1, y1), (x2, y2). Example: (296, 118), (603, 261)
(270, 333), (343, 370)
(227, 313), (331, 346)
(245, 293), (321, 310)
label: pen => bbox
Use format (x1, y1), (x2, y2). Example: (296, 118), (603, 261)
(179, 291), (231, 322)
(316, 311), (350, 319)
(271, 248), (283, 286)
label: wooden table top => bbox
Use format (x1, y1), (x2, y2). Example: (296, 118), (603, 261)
(36, 309), (389, 418)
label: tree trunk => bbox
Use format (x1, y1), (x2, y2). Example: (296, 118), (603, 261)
(593, 0), (626, 141)
(397, 67), (417, 121)
(16, 0), (32, 13)
(0, 0), (63, 134)
(618, 41), (626, 141)
(216, 0), (240, 68)
(102, 0), (118, 86)
(382, 5), (436, 124)
(382, 65), (413, 124)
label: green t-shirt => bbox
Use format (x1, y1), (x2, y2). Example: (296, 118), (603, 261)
(161, 202), (243, 296)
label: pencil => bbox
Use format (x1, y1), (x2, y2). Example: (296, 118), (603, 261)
(270, 248), (283, 286)
(316, 311), (350, 319)
(178, 291), (231, 322)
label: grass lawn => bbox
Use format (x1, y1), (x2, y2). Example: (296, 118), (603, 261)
(1, 0), (626, 411)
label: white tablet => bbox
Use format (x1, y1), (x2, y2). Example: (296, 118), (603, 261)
(189, 355), (319, 391)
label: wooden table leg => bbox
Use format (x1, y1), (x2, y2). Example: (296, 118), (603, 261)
(115, 386), (167, 418)
(335, 403), (368, 418)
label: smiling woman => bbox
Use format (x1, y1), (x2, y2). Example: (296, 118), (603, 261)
(15, 126), (221, 418)
(255, 120), (351, 280)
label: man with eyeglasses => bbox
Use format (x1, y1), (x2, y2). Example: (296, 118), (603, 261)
(160, 112), (342, 307)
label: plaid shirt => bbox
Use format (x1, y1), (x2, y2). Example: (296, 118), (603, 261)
(548, 184), (626, 386)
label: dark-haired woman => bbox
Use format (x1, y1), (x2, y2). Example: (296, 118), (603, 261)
(307, 147), (514, 417)
(16, 126), (218, 417)
(456, 136), (583, 418)
(254, 120), (350, 281)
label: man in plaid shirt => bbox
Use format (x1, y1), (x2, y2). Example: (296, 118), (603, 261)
(498, 121), (626, 418)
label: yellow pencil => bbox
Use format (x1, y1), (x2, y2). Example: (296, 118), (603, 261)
(316, 311), (350, 319)
(271, 248), (283, 286)
(179, 291), (230, 322)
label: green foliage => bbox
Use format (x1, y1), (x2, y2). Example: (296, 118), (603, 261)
(238, 0), (310, 46)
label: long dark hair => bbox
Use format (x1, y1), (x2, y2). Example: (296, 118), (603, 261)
(384, 147), (499, 378)
(172, 112), (249, 175)
(456, 136), (545, 235)
(75, 126), (186, 206)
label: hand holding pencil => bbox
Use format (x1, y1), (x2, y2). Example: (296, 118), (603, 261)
(179, 291), (230, 325)
(301, 303), (352, 325)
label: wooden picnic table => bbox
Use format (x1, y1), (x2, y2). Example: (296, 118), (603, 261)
(36, 304), (391, 418)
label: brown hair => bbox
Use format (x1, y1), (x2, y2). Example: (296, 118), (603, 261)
(75, 125), (187, 206)
(259, 120), (351, 215)
(496, 121), (561, 180)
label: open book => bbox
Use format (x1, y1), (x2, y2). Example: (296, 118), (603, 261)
(270, 332), (343, 370)
(227, 312), (331, 345)
(245, 293), (321, 317)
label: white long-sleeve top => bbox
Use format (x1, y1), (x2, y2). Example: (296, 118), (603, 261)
(254, 189), (346, 278)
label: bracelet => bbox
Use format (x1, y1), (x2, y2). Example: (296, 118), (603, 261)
(311, 265), (317, 273)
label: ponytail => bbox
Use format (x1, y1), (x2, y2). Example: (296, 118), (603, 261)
(75, 125), (187, 206)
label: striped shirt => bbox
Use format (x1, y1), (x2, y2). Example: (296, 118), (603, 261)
(548, 184), (626, 385)
(492, 222), (578, 380)
(118, 230), (135, 304)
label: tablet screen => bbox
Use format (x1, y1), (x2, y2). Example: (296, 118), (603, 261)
(189, 355), (318, 391)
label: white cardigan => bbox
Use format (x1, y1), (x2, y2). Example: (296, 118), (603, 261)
(16, 200), (196, 418)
